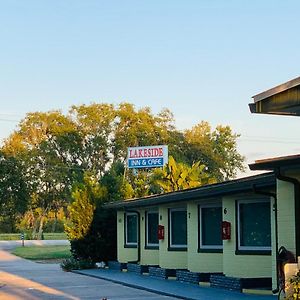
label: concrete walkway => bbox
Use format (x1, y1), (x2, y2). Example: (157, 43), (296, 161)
(0, 250), (174, 299)
(77, 268), (276, 300)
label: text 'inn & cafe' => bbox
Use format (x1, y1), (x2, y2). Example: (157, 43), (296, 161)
(106, 76), (300, 294)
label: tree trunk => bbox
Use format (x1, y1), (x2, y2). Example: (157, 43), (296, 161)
(37, 215), (45, 240)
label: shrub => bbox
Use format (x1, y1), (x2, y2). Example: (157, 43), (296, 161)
(287, 271), (300, 299)
(70, 207), (117, 262)
(60, 257), (96, 272)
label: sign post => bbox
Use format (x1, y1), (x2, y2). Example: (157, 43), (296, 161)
(20, 233), (25, 247)
(127, 145), (168, 169)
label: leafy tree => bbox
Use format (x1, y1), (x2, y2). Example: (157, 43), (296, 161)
(153, 156), (216, 192)
(184, 121), (245, 181)
(65, 172), (116, 262)
(65, 172), (107, 240)
(0, 152), (29, 232)
(0, 102), (245, 236)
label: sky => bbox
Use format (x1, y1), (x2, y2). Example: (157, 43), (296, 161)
(1, 0), (300, 177)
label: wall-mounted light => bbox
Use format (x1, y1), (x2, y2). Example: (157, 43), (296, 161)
(223, 208), (227, 215)
(118, 218), (122, 223)
(160, 215), (162, 221)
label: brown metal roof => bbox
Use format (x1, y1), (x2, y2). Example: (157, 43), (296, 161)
(252, 77), (300, 103)
(249, 76), (300, 116)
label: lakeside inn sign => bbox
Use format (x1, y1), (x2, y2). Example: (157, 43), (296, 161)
(127, 145), (168, 169)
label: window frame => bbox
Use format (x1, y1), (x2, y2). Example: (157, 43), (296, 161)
(168, 207), (187, 250)
(198, 204), (223, 251)
(124, 212), (138, 248)
(237, 199), (271, 253)
(145, 211), (159, 249)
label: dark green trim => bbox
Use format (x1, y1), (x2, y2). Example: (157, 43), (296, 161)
(235, 199), (271, 253)
(124, 244), (138, 249)
(145, 211), (159, 248)
(235, 250), (271, 256)
(168, 247), (187, 252)
(198, 204), (223, 250)
(106, 173), (275, 209)
(198, 248), (223, 253)
(124, 212), (139, 249)
(168, 208), (187, 250)
(144, 245), (159, 250)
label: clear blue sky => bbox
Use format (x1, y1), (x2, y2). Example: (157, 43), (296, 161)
(1, 0), (300, 176)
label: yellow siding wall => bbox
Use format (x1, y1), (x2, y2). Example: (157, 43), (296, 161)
(273, 179), (296, 290)
(139, 208), (159, 266)
(276, 179), (296, 253)
(187, 202), (223, 273)
(159, 205), (188, 269)
(117, 210), (138, 263)
(222, 196), (272, 278)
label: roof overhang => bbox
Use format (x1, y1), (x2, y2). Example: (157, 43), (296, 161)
(249, 76), (300, 116)
(249, 154), (300, 171)
(105, 173), (275, 209)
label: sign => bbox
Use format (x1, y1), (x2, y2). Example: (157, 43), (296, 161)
(127, 145), (168, 169)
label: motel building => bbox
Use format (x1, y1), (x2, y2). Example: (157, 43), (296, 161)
(106, 76), (300, 294)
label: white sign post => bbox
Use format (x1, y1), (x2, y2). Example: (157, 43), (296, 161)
(127, 145), (168, 169)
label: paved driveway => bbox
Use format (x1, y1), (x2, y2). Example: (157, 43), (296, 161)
(0, 250), (175, 299)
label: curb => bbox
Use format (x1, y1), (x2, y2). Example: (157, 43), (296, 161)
(72, 270), (191, 300)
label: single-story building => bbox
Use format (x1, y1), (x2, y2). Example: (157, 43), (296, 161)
(106, 76), (300, 293)
(106, 172), (277, 291)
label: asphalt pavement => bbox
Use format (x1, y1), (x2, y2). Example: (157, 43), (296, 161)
(0, 249), (175, 299)
(0, 241), (276, 300)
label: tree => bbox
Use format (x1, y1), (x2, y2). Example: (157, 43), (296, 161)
(184, 121), (245, 181)
(153, 156), (216, 192)
(0, 103), (245, 235)
(65, 172), (107, 240)
(65, 172), (116, 262)
(0, 152), (29, 232)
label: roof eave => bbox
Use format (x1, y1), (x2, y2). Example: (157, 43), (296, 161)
(105, 173), (275, 209)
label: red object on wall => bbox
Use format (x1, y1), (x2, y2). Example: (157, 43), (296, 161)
(158, 225), (164, 240)
(222, 221), (231, 240)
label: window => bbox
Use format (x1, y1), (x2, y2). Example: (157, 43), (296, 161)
(237, 199), (271, 252)
(146, 211), (159, 248)
(125, 212), (138, 247)
(199, 205), (222, 250)
(169, 208), (187, 249)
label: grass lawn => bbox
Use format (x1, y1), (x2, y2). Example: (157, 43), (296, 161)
(11, 245), (72, 260)
(0, 232), (67, 240)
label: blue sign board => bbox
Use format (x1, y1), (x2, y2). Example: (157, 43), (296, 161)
(127, 145), (168, 169)
(128, 158), (164, 168)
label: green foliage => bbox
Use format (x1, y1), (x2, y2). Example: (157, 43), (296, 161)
(0, 102), (244, 235)
(154, 156), (216, 192)
(65, 172), (107, 240)
(60, 257), (96, 272)
(70, 208), (117, 262)
(0, 151), (29, 232)
(184, 121), (245, 181)
(287, 271), (300, 299)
